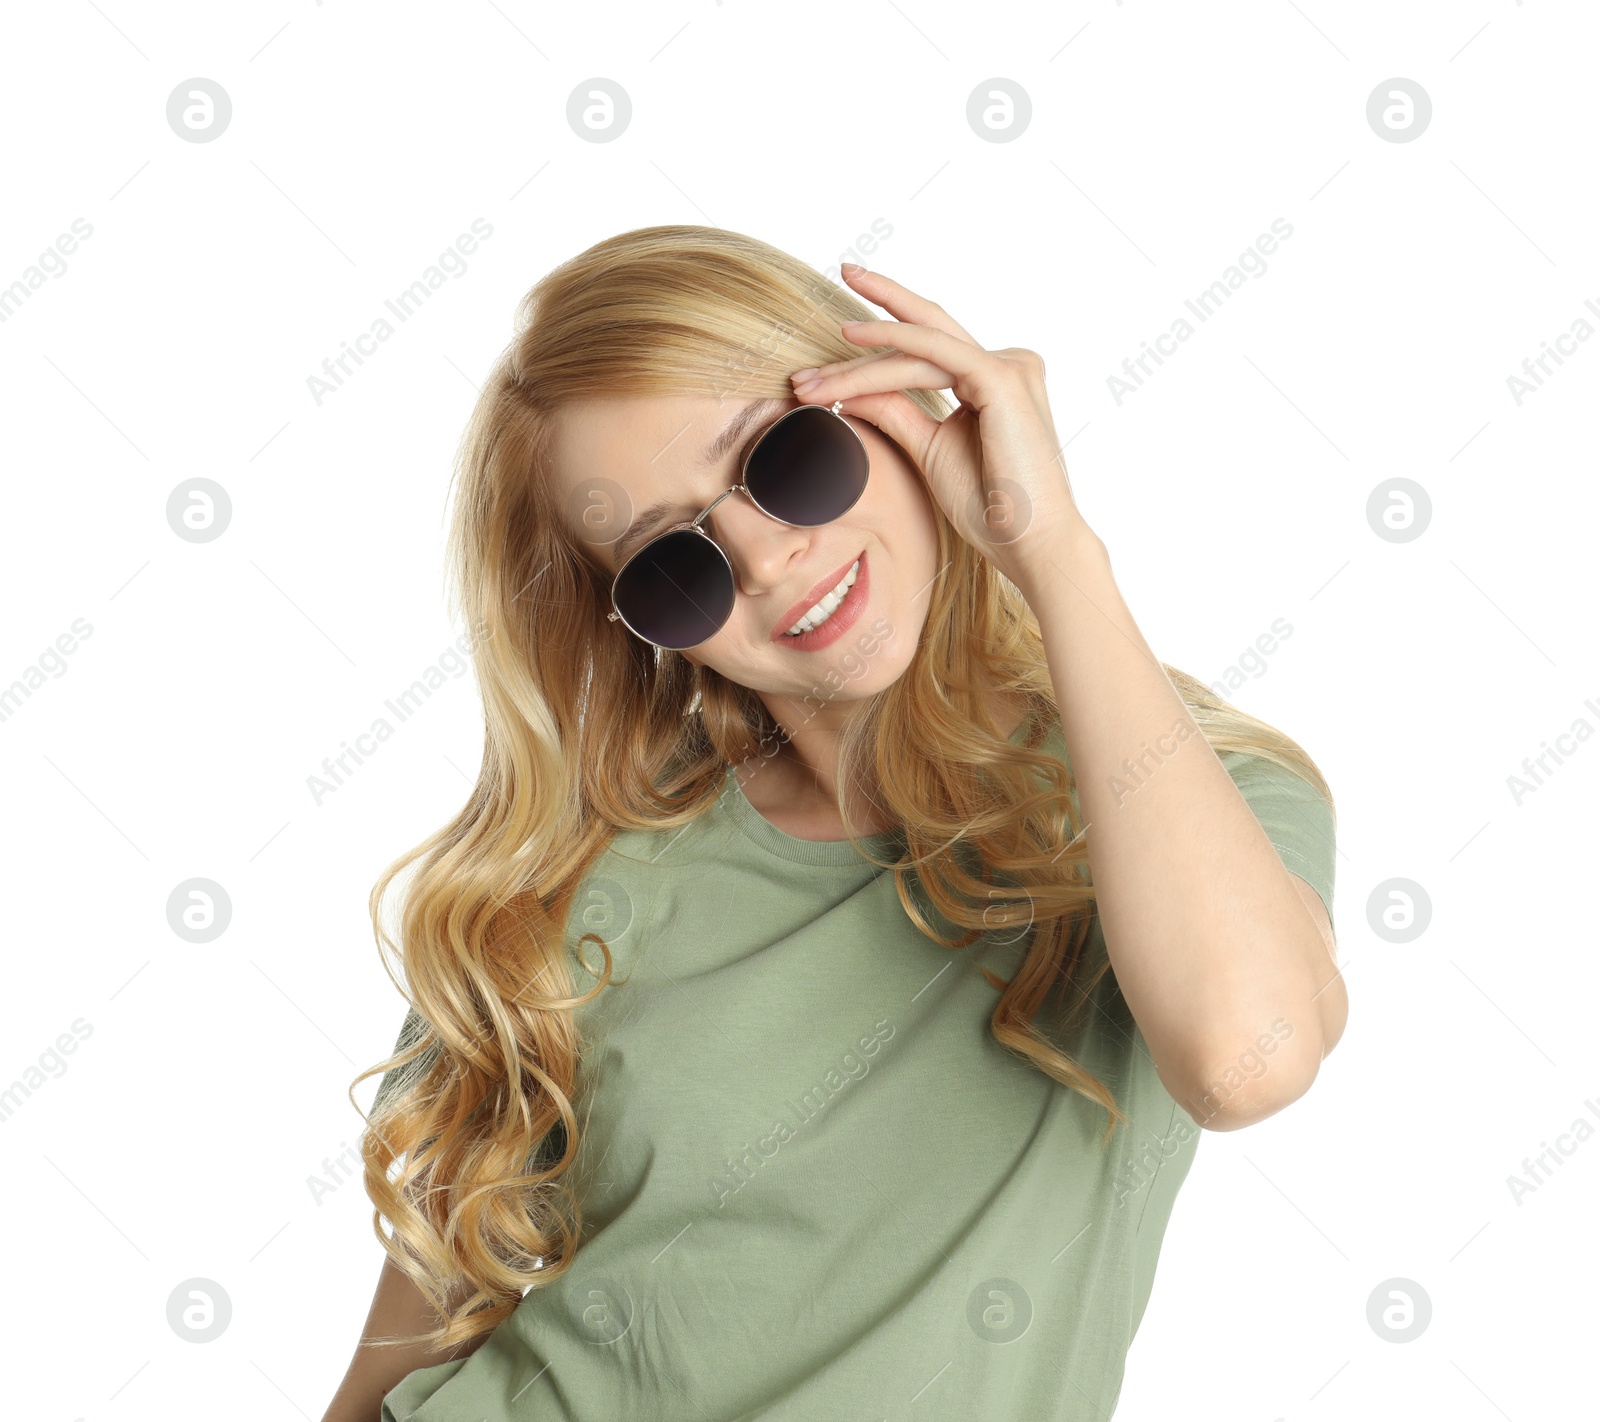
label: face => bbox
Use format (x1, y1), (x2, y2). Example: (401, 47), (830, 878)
(549, 392), (940, 731)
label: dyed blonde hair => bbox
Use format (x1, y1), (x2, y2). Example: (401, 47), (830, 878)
(353, 224), (1334, 1352)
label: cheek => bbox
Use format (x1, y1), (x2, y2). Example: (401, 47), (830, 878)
(682, 639), (737, 671)
(873, 448), (933, 523)
(873, 464), (938, 558)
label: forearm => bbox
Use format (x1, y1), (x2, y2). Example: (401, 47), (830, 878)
(1011, 519), (1330, 1116)
(322, 1255), (492, 1422)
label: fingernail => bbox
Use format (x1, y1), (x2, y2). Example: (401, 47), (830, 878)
(841, 263), (867, 278)
(793, 378), (822, 395)
(791, 368), (819, 382)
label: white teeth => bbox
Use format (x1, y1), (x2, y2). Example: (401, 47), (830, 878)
(786, 558), (860, 636)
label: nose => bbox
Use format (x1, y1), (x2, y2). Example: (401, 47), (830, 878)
(709, 490), (812, 597)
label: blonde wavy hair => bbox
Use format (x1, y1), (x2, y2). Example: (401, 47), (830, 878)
(352, 224), (1334, 1353)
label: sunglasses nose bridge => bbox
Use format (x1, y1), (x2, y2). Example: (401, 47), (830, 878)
(706, 481), (781, 532)
(681, 484), (757, 550)
(609, 404), (867, 648)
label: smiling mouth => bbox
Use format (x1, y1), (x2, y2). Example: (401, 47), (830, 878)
(782, 557), (861, 636)
(770, 549), (867, 642)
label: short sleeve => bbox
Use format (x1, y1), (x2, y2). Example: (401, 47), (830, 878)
(1218, 750), (1336, 934)
(369, 1006), (431, 1118)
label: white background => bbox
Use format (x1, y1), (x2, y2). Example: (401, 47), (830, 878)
(2, 1), (1595, 1418)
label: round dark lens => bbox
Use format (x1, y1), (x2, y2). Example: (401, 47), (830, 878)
(612, 528), (734, 650)
(744, 406), (869, 526)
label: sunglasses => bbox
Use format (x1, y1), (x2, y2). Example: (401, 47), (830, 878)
(605, 400), (870, 650)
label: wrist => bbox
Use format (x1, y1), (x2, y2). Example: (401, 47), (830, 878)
(1000, 514), (1109, 604)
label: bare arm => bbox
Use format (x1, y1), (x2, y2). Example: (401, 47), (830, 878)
(785, 270), (1345, 1130)
(320, 1253), (495, 1422)
(1013, 526), (1341, 1128)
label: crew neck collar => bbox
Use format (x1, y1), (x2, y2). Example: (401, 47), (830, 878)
(718, 762), (904, 866)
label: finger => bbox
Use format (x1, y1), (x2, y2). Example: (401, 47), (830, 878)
(830, 388), (943, 471)
(838, 319), (1013, 409)
(790, 347), (900, 384)
(793, 351), (958, 402)
(842, 267), (981, 348)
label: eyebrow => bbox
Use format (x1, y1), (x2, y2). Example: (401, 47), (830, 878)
(608, 397), (790, 568)
(701, 396), (786, 467)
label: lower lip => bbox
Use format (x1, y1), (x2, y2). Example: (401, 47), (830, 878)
(776, 550), (870, 651)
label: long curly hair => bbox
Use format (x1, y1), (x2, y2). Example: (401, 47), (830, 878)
(351, 224), (1334, 1353)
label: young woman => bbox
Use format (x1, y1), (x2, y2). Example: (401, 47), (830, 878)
(323, 226), (1344, 1422)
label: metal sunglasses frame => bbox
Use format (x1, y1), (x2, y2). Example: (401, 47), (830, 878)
(605, 399), (869, 649)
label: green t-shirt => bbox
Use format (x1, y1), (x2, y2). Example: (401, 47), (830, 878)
(376, 717), (1334, 1421)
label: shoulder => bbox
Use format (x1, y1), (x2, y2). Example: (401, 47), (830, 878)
(1215, 749), (1336, 929)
